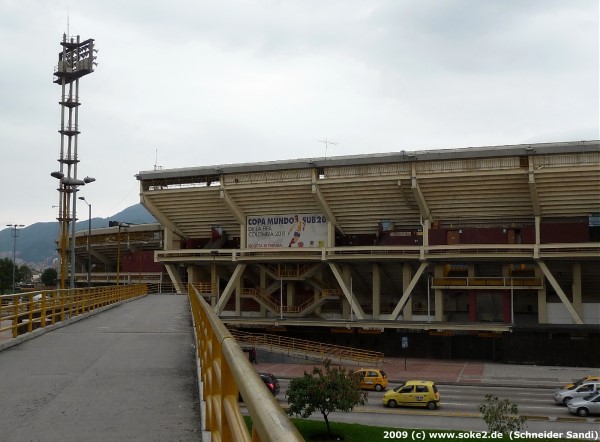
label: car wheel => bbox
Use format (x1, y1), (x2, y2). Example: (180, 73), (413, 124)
(577, 407), (589, 417)
(387, 400), (397, 408)
(427, 401), (437, 410)
(562, 397), (572, 405)
(374, 384), (383, 392)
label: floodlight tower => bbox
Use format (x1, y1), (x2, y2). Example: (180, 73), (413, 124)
(52, 34), (97, 289)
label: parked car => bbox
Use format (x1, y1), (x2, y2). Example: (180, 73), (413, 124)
(355, 368), (388, 391)
(383, 380), (440, 410)
(259, 372), (280, 396)
(553, 381), (600, 405)
(562, 375), (600, 390)
(567, 392), (600, 417)
(239, 371), (280, 402)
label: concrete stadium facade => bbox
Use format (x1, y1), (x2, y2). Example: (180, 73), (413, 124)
(135, 140), (600, 366)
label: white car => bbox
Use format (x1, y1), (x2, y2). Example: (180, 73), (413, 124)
(567, 392), (600, 417)
(553, 382), (600, 405)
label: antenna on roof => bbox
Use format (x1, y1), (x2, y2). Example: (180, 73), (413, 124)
(154, 148), (163, 171)
(319, 138), (339, 159)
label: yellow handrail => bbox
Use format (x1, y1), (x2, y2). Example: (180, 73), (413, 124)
(188, 284), (304, 442)
(0, 285), (148, 338)
(230, 329), (384, 366)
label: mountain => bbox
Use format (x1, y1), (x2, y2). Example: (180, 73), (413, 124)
(0, 203), (157, 267)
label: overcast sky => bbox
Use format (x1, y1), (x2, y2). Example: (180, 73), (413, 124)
(1, 0), (598, 228)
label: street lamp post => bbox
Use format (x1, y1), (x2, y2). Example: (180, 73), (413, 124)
(51, 171), (95, 289)
(6, 224), (25, 293)
(78, 196), (92, 287)
(109, 221), (130, 286)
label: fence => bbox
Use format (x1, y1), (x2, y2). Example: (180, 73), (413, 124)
(230, 329), (385, 366)
(188, 284), (304, 442)
(0, 284), (148, 338)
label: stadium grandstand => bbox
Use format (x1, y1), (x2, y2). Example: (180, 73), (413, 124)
(78, 140), (600, 366)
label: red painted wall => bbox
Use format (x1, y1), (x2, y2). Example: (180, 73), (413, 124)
(540, 222), (589, 243)
(122, 250), (164, 272)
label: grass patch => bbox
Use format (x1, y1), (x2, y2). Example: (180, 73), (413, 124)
(244, 416), (587, 441)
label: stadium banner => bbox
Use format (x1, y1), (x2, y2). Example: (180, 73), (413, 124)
(246, 214), (328, 248)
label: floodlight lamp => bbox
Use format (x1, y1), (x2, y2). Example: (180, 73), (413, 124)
(61, 177), (86, 186)
(83, 176), (96, 184)
(51, 171), (65, 179)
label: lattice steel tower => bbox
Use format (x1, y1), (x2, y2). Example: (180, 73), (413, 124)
(52, 34), (97, 289)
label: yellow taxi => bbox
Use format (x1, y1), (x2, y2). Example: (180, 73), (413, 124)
(382, 380), (440, 410)
(563, 376), (600, 390)
(354, 368), (388, 391)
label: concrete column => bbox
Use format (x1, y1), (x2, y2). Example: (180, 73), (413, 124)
(235, 278), (241, 315)
(342, 265), (351, 319)
(211, 261), (218, 307)
(468, 265), (475, 278)
(402, 263), (412, 320)
(572, 262), (582, 315)
(187, 265), (199, 284)
(422, 219), (430, 247)
(259, 267), (266, 315)
(239, 224), (247, 249)
(536, 265), (547, 323)
(163, 227), (181, 250)
(372, 263), (381, 319)
(435, 264), (444, 321)
(328, 222), (335, 247)
(287, 281), (295, 308)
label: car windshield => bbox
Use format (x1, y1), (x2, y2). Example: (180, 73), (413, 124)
(582, 393), (599, 401)
(572, 377), (589, 387)
(380, 370), (387, 378)
(393, 383), (406, 392)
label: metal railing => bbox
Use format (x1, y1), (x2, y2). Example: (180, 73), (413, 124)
(229, 329), (384, 366)
(188, 284), (303, 442)
(432, 276), (543, 288)
(0, 285), (148, 338)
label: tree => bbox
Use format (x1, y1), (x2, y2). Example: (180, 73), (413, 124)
(41, 268), (58, 287)
(479, 394), (527, 434)
(0, 258), (13, 294)
(18, 264), (33, 285)
(286, 359), (367, 437)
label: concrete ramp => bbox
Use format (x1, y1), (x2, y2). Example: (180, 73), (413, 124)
(0, 294), (200, 441)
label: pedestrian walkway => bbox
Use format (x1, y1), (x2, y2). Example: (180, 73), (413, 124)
(255, 352), (600, 389)
(0, 294), (200, 442)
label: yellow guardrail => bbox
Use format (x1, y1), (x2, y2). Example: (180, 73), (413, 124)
(229, 329), (385, 366)
(188, 284), (304, 442)
(0, 285), (148, 338)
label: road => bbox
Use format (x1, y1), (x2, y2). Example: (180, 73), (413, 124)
(272, 380), (600, 437)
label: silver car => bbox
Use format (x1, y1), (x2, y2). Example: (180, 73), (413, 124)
(567, 392), (600, 417)
(553, 382), (600, 405)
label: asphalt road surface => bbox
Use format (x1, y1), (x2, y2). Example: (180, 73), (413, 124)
(273, 380), (600, 437)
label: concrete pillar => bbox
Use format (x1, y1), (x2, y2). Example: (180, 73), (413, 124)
(572, 262), (582, 315)
(422, 219), (430, 247)
(342, 265), (351, 319)
(435, 264), (444, 321)
(287, 281), (295, 308)
(468, 292), (477, 322)
(211, 261), (219, 307)
(235, 278), (241, 315)
(240, 224), (247, 249)
(328, 222), (335, 247)
(536, 265), (547, 323)
(402, 263), (412, 320)
(259, 267), (266, 315)
(187, 266), (202, 284)
(372, 263), (381, 319)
